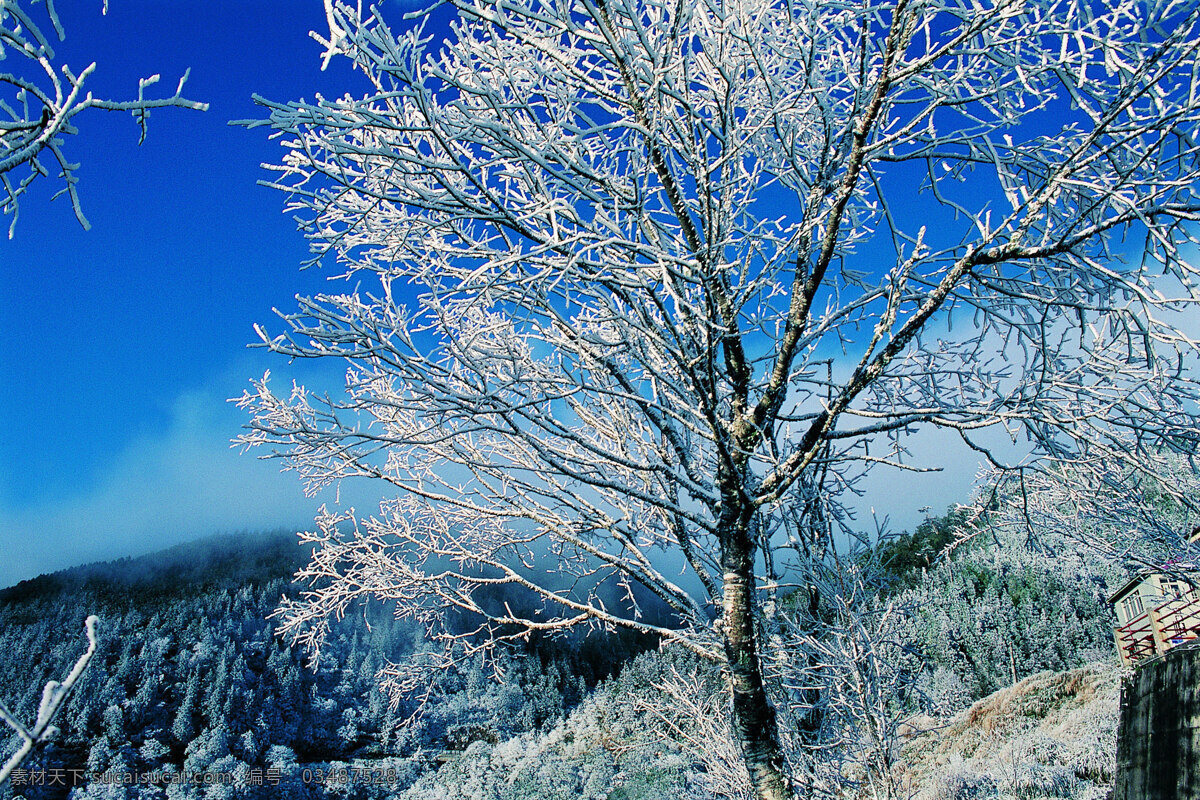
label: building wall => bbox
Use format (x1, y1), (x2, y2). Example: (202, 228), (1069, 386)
(1114, 643), (1200, 799)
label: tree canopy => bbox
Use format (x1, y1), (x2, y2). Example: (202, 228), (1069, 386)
(240, 0), (1200, 796)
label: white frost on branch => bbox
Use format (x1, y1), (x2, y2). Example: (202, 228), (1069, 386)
(0, 0), (207, 236)
(0, 615), (98, 785)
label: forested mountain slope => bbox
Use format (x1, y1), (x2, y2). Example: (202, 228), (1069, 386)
(877, 517), (1123, 714)
(0, 532), (644, 800)
(0, 513), (1129, 800)
(0, 532), (307, 611)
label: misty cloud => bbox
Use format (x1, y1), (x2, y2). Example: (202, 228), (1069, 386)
(0, 387), (382, 589)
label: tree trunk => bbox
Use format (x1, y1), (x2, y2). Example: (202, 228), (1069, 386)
(721, 507), (793, 800)
(792, 586), (825, 798)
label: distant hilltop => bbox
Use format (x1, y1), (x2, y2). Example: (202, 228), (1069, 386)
(0, 529), (308, 608)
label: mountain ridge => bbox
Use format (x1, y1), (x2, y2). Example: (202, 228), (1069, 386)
(0, 529), (307, 607)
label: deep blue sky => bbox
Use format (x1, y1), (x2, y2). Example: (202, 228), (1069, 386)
(0, 0), (396, 586)
(0, 0), (985, 589)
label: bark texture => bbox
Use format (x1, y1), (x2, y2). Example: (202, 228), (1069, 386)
(721, 498), (793, 800)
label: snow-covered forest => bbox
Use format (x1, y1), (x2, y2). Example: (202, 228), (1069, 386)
(0, 531), (654, 799)
(0, 506), (1132, 799)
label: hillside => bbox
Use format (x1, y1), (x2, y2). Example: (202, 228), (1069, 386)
(896, 662), (1119, 800)
(378, 656), (1124, 800)
(0, 531), (657, 800)
(0, 518), (1128, 800)
(0, 531), (307, 608)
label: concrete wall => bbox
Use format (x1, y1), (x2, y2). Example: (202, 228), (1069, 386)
(1114, 643), (1200, 799)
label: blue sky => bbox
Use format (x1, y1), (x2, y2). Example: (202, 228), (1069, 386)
(0, 0), (987, 589)
(0, 0), (394, 587)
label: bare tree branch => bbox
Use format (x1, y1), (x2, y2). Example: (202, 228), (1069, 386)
(0, 0), (207, 237)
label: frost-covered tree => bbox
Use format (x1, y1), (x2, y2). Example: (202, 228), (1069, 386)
(239, 0), (1200, 796)
(0, 0), (206, 235)
(989, 449), (1200, 572)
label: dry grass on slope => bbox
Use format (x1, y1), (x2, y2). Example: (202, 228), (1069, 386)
(895, 661), (1120, 800)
